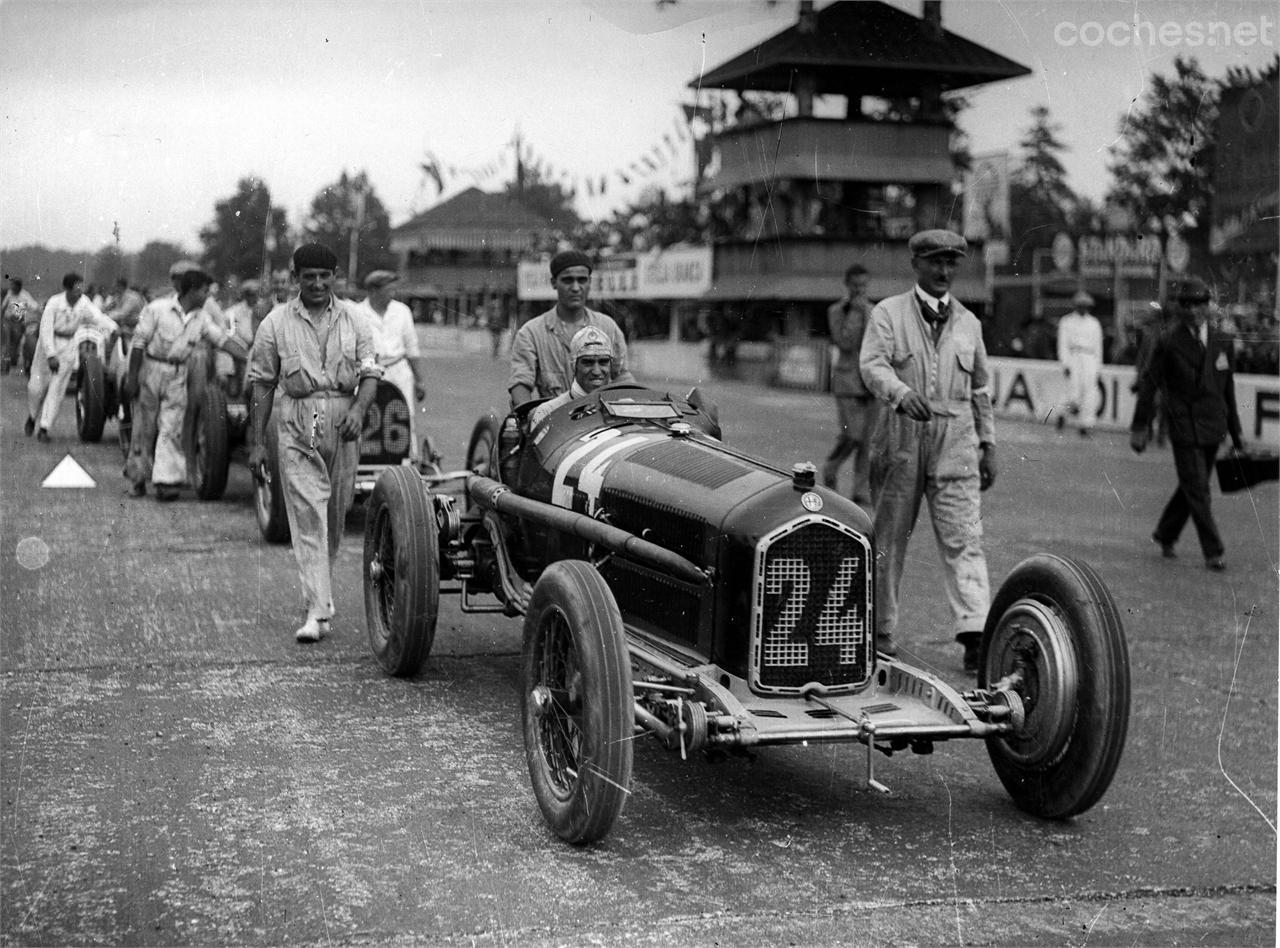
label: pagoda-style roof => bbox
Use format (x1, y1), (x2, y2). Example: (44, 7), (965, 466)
(690, 1), (1030, 97)
(390, 187), (559, 253)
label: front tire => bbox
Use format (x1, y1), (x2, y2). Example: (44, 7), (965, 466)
(192, 382), (230, 500)
(466, 412), (501, 479)
(522, 560), (634, 845)
(75, 348), (106, 443)
(981, 554), (1130, 819)
(364, 467), (439, 676)
(254, 422), (291, 544)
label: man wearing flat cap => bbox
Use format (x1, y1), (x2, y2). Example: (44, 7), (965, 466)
(1056, 289), (1104, 437)
(246, 242), (383, 642)
(508, 248), (633, 408)
(360, 270), (427, 431)
(860, 228), (996, 675)
(1130, 276), (1244, 571)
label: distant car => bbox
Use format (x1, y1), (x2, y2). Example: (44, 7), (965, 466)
(70, 323), (129, 455)
(362, 382), (1131, 844)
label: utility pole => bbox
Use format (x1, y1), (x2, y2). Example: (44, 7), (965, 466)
(348, 184), (367, 281)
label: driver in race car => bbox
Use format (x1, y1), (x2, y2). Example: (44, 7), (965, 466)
(507, 248), (633, 408)
(528, 325), (614, 428)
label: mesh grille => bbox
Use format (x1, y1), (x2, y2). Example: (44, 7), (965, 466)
(755, 520), (870, 692)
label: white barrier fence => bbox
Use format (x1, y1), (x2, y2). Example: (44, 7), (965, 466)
(987, 357), (1279, 446)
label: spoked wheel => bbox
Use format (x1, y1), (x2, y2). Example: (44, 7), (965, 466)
(192, 383), (230, 500)
(75, 347), (106, 442)
(254, 422), (290, 543)
(522, 560), (633, 845)
(981, 554), (1130, 819)
(363, 466), (439, 677)
(466, 412), (501, 478)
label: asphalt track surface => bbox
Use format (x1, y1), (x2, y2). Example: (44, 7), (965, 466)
(2, 336), (1276, 946)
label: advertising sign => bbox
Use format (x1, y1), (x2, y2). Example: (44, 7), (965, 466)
(518, 246), (713, 301)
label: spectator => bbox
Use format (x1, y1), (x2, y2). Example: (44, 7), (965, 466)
(1130, 277), (1244, 571)
(1055, 290), (1104, 437)
(2, 277), (39, 374)
(822, 262), (877, 505)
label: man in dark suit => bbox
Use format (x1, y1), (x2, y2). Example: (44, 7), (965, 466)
(1130, 277), (1244, 571)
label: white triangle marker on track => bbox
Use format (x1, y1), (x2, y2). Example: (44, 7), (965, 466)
(41, 453), (98, 489)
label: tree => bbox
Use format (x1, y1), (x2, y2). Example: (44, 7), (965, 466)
(302, 170), (396, 282)
(1008, 105), (1078, 269)
(89, 244), (127, 289)
(1106, 55), (1217, 261)
(134, 240), (188, 293)
(199, 177), (289, 282)
(504, 161), (580, 231)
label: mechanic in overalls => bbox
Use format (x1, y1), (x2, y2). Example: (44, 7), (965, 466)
(25, 272), (118, 441)
(122, 268), (249, 500)
(246, 243), (382, 644)
(859, 229), (997, 675)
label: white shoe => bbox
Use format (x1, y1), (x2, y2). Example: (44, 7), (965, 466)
(295, 617), (329, 643)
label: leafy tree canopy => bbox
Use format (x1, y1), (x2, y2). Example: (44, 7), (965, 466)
(302, 170), (396, 283)
(199, 176), (289, 282)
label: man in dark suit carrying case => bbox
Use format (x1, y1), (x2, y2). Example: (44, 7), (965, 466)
(1130, 277), (1245, 571)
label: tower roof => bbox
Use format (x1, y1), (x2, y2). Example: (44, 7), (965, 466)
(690, 1), (1030, 97)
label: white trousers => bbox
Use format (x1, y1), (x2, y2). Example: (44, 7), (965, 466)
(277, 393), (360, 622)
(27, 337), (78, 430)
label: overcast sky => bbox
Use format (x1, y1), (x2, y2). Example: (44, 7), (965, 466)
(1, 0), (1275, 254)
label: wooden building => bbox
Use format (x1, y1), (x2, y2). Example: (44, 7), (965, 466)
(692, 0), (1029, 344)
(388, 187), (559, 324)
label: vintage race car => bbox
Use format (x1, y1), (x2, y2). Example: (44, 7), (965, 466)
(362, 382), (1131, 844)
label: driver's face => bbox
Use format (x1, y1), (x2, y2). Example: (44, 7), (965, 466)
(574, 355), (612, 391)
(296, 267), (335, 308)
(66, 281), (84, 306)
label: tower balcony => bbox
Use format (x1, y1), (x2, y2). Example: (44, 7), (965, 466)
(701, 117), (954, 193)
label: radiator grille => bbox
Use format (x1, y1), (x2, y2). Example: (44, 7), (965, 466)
(751, 518), (872, 694)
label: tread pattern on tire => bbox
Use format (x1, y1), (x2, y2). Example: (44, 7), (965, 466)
(983, 553), (1130, 820)
(363, 466), (439, 677)
(522, 560), (634, 845)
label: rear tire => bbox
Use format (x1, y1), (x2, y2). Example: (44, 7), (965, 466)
(363, 467), (439, 677)
(192, 382), (230, 500)
(522, 560), (634, 845)
(982, 554), (1130, 819)
(75, 348), (106, 443)
(254, 422), (291, 544)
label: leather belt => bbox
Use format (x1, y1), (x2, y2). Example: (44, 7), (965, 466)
(145, 352), (186, 365)
(293, 390), (352, 399)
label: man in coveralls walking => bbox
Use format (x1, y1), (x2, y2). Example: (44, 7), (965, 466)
(246, 243), (382, 643)
(26, 272), (118, 441)
(860, 230), (997, 674)
(122, 268), (249, 500)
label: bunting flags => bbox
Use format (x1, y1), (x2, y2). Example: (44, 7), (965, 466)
(420, 105), (707, 205)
